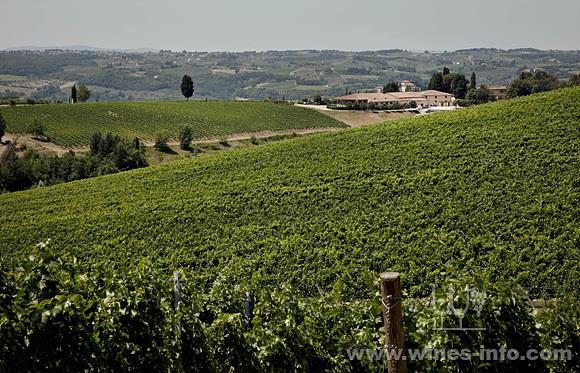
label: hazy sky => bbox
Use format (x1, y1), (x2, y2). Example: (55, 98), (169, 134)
(2, 0), (579, 51)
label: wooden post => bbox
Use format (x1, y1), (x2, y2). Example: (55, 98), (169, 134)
(173, 271), (181, 310)
(173, 271), (183, 371)
(379, 272), (407, 373)
(244, 292), (254, 330)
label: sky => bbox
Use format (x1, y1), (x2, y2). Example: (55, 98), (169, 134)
(2, 0), (579, 52)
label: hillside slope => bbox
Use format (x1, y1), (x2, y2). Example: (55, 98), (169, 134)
(1, 88), (579, 298)
(1, 101), (346, 146)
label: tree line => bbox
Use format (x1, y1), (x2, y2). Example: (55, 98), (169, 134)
(0, 127), (147, 193)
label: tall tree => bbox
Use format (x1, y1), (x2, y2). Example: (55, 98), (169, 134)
(71, 85), (77, 103)
(442, 67), (450, 76)
(453, 75), (468, 99)
(0, 111), (6, 143)
(428, 72), (444, 91)
(507, 70), (560, 98)
(78, 85), (91, 102)
(181, 75), (194, 100)
(382, 81), (399, 93)
(466, 86), (493, 105)
(470, 72), (477, 90)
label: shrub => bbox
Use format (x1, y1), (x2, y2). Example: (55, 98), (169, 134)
(179, 125), (194, 150)
(154, 131), (170, 150)
(27, 119), (46, 140)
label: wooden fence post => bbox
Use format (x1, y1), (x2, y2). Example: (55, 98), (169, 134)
(173, 271), (181, 310)
(173, 271), (183, 371)
(379, 272), (407, 373)
(244, 292), (254, 330)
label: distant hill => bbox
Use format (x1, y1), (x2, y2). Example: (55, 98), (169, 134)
(1, 101), (346, 147)
(0, 48), (578, 101)
(4, 45), (158, 53)
(1, 87), (579, 299)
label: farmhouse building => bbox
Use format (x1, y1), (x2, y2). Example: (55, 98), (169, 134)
(487, 85), (508, 100)
(334, 90), (454, 108)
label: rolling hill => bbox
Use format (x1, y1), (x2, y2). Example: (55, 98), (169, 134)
(1, 88), (579, 298)
(1, 88), (579, 371)
(1, 101), (346, 147)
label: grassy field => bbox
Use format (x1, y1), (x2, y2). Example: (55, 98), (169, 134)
(0, 74), (27, 82)
(1, 87), (579, 300)
(0, 101), (346, 147)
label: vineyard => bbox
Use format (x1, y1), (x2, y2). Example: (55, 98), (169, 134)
(1, 88), (579, 371)
(0, 101), (346, 146)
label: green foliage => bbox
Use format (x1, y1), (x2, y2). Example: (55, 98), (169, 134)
(181, 75), (194, 100)
(535, 297), (580, 373)
(77, 84), (91, 103)
(27, 119), (46, 140)
(1, 87), (578, 296)
(0, 246), (179, 371)
(71, 85), (77, 103)
(0, 247), (575, 371)
(179, 125), (194, 150)
(428, 72), (444, 91)
(466, 86), (494, 105)
(443, 73), (468, 99)
(470, 72), (477, 90)
(404, 270), (545, 372)
(0, 132), (147, 192)
(382, 81), (400, 93)
(507, 71), (563, 98)
(0, 88), (579, 370)
(1, 101), (346, 147)
(430, 68), (468, 98)
(154, 131), (170, 149)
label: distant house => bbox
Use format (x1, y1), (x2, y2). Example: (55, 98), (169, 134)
(374, 80), (418, 93)
(334, 90), (454, 108)
(400, 80), (419, 92)
(487, 85), (508, 100)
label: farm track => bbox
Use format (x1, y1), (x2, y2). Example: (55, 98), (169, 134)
(3, 127), (345, 154)
(144, 127), (344, 146)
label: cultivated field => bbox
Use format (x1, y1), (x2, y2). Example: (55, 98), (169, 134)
(2, 88), (578, 296)
(1, 88), (579, 371)
(1, 101), (347, 147)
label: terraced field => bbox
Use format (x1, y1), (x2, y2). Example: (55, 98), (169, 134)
(1, 101), (346, 146)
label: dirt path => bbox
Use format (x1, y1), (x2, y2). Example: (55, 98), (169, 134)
(1, 133), (80, 156)
(296, 105), (415, 128)
(2, 127), (345, 155)
(143, 127), (345, 147)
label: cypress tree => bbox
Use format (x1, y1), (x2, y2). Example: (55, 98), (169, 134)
(181, 75), (194, 100)
(0, 111), (6, 143)
(71, 85), (77, 103)
(428, 72), (444, 91)
(470, 72), (477, 90)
